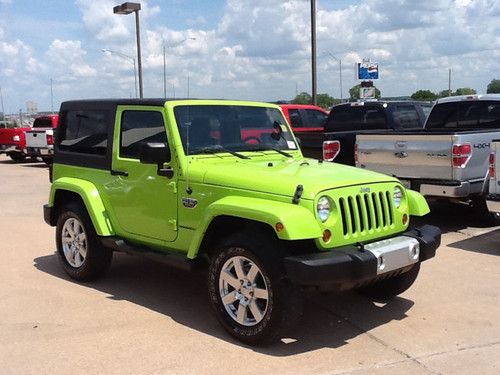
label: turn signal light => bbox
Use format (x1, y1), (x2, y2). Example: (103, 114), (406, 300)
(452, 144), (472, 168)
(402, 214), (408, 225)
(275, 222), (284, 233)
(323, 141), (340, 161)
(46, 133), (54, 145)
(322, 229), (331, 242)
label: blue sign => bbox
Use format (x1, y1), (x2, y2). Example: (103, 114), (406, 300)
(357, 62), (379, 80)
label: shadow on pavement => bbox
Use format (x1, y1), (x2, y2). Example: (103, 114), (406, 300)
(447, 227), (500, 256)
(413, 199), (499, 234)
(34, 251), (414, 356)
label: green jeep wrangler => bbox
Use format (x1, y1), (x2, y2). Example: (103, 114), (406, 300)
(44, 99), (440, 344)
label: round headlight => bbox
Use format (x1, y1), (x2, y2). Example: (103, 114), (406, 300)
(317, 196), (331, 222)
(393, 186), (403, 208)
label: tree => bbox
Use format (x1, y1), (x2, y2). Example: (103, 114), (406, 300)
(454, 87), (476, 96)
(411, 90), (438, 101)
(292, 92), (312, 105)
(291, 92), (339, 108)
(487, 79), (500, 94)
(349, 84), (381, 101)
(317, 93), (339, 108)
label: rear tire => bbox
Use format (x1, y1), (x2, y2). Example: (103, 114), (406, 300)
(207, 231), (302, 345)
(8, 152), (26, 162)
(41, 157), (53, 165)
(357, 263), (421, 302)
(56, 202), (112, 281)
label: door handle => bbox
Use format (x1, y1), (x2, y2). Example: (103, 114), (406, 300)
(110, 169), (129, 177)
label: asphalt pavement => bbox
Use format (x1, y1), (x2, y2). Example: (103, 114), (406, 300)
(0, 154), (499, 374)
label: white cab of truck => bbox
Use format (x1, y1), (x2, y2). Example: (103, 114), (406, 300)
(25, 114), (59, 163)
(356, 94), (500, 209)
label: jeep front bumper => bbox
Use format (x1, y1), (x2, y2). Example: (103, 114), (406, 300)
(283, 225), (440, 290)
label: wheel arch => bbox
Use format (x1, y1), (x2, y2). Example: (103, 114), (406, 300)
(48, 177), (114, 236)
(187, 196), (322, 259)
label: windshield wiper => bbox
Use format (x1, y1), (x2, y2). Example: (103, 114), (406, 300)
(190, 145), (250, 159)
(242, 145), (293, 158)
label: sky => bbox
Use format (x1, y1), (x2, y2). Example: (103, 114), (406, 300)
(0, 0), (499, 113)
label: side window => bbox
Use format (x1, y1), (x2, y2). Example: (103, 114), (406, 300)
(288, 109), (303, 128)
(58, 110), (109, 155)
(304, 109), (327, 128)
(120, 111), (167, 159)
(393, 105), (421, 128)
(426, 102), (458, 129)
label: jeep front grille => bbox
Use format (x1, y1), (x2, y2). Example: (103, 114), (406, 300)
(338, 191), (394, 237)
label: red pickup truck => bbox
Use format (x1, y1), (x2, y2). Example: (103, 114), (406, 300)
(0, 123), (31, 162)
(25, 114), (59, 164)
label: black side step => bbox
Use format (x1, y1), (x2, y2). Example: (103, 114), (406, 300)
(101, 237), (197, 272)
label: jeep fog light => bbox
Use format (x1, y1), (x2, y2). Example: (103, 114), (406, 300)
(393, 186), (403, 208)
(317, 196), (331, 222)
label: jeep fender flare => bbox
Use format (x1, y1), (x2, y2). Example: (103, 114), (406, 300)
(49, 177), (114, 236)
(406, 189), (430, 217)
(187, 196), (322, 259)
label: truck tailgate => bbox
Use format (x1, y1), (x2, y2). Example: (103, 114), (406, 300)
(356, 133), (454, 180)
(26, 129), (48, 148)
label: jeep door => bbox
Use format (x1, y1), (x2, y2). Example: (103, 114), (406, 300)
(107, 107), (178, 242)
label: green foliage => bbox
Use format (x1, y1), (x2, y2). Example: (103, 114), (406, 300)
(349, 84), (381, 101)
(454, 87), (477, 95)
(291, 92), (339, 109)
(292, 92), (312, 105)
(487, 79), (500, 94)
(411, 90), (438, 101)
(317, 93), (340, 108)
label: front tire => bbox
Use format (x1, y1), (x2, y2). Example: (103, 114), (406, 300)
(207, 232), (302, 345)
(357, 263), (421, 302)
(56, 202), (112, 281)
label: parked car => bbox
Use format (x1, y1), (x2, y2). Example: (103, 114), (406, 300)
(44, 98), (440, 344)
(0, 122), (31, 162)
(297, 101), (430, 165)
(25, 114), (59, 164)
(356, 94), (500, 212)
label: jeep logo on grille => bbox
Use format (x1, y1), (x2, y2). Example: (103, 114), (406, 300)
(360, 187), (371, 194)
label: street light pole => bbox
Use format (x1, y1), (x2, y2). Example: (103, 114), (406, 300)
(162, 37), (196, 98)
(326, 52), (343, 102)
(311, 0), (317, 105)
(113, 2), (143, 98)
(102, 49), (138, 98)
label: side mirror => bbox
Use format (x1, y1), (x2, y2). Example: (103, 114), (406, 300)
(140, 142), (171, 164)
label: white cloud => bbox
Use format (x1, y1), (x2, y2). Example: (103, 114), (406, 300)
(1, 0), (499, 113)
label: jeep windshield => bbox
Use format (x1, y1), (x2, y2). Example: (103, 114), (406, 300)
(174, 105), (298, 156)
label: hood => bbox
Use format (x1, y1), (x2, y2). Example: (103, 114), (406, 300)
(190, 156), (397, 200)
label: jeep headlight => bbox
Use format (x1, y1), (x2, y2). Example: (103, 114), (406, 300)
(393, 186), (403, 208)
(317, 196), (331, 222)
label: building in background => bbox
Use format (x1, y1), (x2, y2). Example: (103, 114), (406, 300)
(26, 101), (38, 115)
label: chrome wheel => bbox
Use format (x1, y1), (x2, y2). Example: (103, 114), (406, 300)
(61, 218), (87, 268)
(218, 253), (269, 326)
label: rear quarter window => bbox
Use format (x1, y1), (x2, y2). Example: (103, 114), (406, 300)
(58, 110), (110, 155)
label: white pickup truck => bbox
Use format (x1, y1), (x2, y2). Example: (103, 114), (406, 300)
(356, 95), (500, 212)
(25, 114), (59, 164)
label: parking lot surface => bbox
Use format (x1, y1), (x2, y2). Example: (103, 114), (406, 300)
(1, 154), (499, 374)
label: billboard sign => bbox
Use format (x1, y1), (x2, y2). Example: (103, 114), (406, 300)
(357, 62), (379, 80)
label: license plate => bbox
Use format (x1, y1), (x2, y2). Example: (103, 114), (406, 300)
(399, 179), (411, 189)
